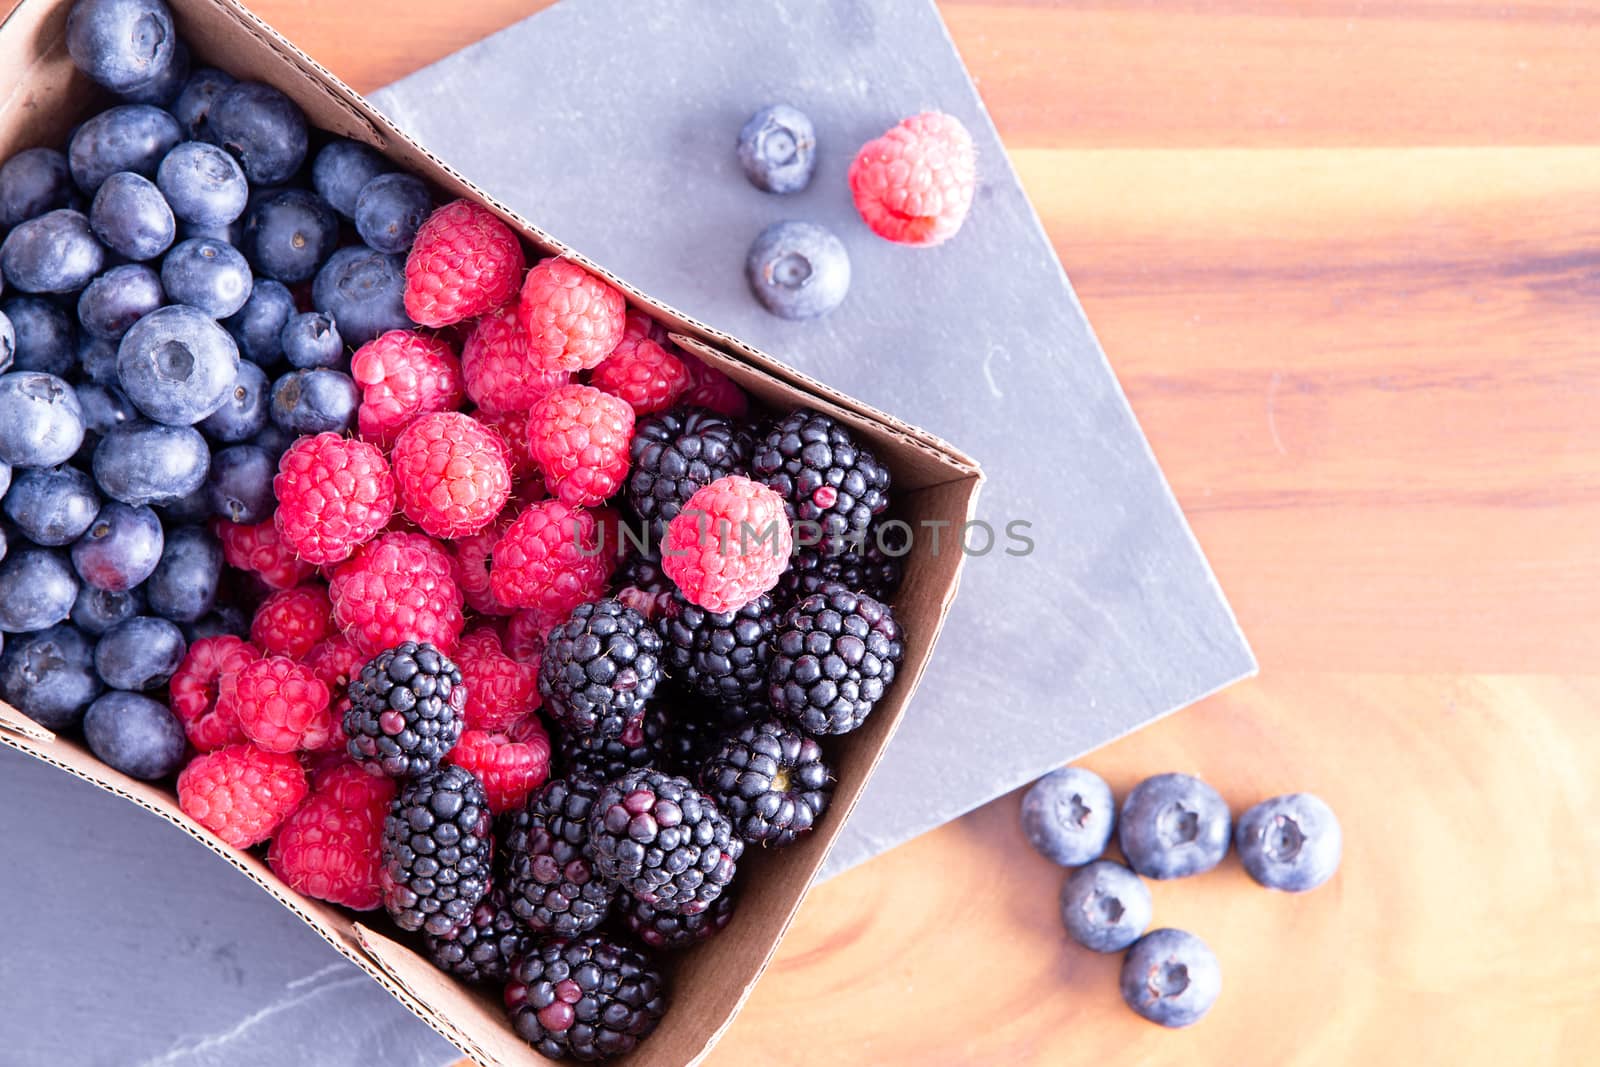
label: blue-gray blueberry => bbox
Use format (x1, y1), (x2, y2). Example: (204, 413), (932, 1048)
(171, 66), (235, 140)
(281, 311), (342, 369)
(311, 246), (413, 346)
(1235, 793), (1342, 893)
(0, 623), (103, 731)
(0, 371), (86, 468)
(160, 237), (253, 319)
(245, 188), (339, 284)
(205, 444), (274, 524)
(746, 220), (850, 320)
(71, 501), (163, 591)
(4, 295), (77, 374)
(117, 303), (240, 424)
(222, 278), (294, 365)
(0, 147), (74, 228)
(0, 210), (106, 293)
(72, 584), (146, 635)
(77, 264), (164, 340)
(312, 138), (390, 218)
(1022, 765), (1116, 867)
(1119, 928), (1221, 1028)
(737, 105), (817, 194)
(1118, 772), (1232, 880)
(82, 690), (187, 780)
(68, 104), (181, 193)
(2, 465), (100, 546)
(0, 548), (79, 633)
(65, 0), (177, 94)
(156, 140), (248, 227)
(92, 420), (209, 506)
(206, 81), (308, 186)
(93, 613), (186, 690)
(143, 523), (221, 623)
(270, 368), (358, 435)
(198, 358), (270, 443)
(354, 172), (430, 254)
(1059, 860), (1152, 954)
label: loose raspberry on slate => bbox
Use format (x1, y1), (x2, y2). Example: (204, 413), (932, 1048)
(518, 257), (626, 373)
(489, 499), (611, 618)
(447, 514), (515, 616)
(404, 199), (527, 328)
(390, 411), (513, 539)
(269, 790), (387, 911)
(224, 655), (334, 753)
(848, 110), (977, 247)
(445, 725), (552, 814)
(457, 627), (540, 731)
(178, 743), (309, 849)
(476, 407), (544, 486)
(349, 329), (466, 448)
(273, 433), (396, 566)
(169, 635), (260, 752)
(526, 383), (635, 508)
(661, 475), (793, 613)
(304, 633), (363, 739)
(679, 353), (750, 419)
(249, 583), (334, 659)
(589, 335), (690, 416)
(214, 516), (315, 590)
(329, 530), (466, 656)
(462, 303), (571, 414)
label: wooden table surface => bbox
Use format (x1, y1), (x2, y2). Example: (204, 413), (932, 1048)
(245, 1), (1600, 1063)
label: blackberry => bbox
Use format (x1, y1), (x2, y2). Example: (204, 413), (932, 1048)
(558, 705), (669, 783)
(777, 528), (906, 604)
(700, 719), (834, 846)
(381, 765), (493, 936)
(610, 552), (673, 622)
(623, 891), (737, 951)
(423, 891), (531, 984)
(504, 774), (618, 937)
(751, 409), (890, 556)
(504, 936), (667, 1062)
(625, 406), (749, 542)
(589, 768), (742, 915)
(538, 599), (663, 741)
(345, 641), (466, 778)
(768, 584), (904, 736)
(657, 592), (776, 709)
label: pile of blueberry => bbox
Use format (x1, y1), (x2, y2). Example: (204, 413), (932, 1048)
(1022, 767), (1341, 1028)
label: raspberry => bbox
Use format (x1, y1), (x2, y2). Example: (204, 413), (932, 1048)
(848, 111), (977, 247)
(178, 743), (308, 849)
(223, 655), (334, 753)
(446, 724), (552, 814)
(462, 303), (571, 414)
(268, 790), (386, 910)
(389, 411), (512, 539)
(457, 627), (540, 731)
(329, 531), (465, 657)
(490, 500), (610, 617)
(169, 635), (260, 752)
(679, 354), (750, 419)
(304, 632), (363, 733)
(249, 583), (334, 659)
(448, 514), (515, 616)
(476, 407), (544, 486)
(404, 199), (527, 328)
(313, 759), (398, 810)
(517, 257), (626, 372)
(661, 475), (793, 613)
(623, 309), (668, 345)
(504, 609), (551, 665)
(589, 336), (690, 416)
(273, 433), (397, 566)
(350, 330), (466, 448)
(214, 517), (315, 590)
(526, 384), (635, 507)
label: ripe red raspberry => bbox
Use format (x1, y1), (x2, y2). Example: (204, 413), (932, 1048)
(457, 627), (540, 731)
(504, 609), (550, 665)
(444, 724), (551, 814)
(329, 531), (465, 656)
(680, 354), (750, 419)
(622, 308), (668, 345)
(848, 111), (977, 247)
(268, 791), (387, 910)
(178, 743), (309, 849)
(223, 655), (334, 753)
(214, 517), (315, 589)
(476, 407), (544, 487)
(250, 584), (334, 659)
(313, 759), (398, 809)
(273, 433), (396, 566)
(350, 330), (466, 448)
(462, 303), (571, 414)
(390, 412), (513, 539)
(447, 514), (513, 616)
(661, 475), (793, 612)
(589, 336), (690, 416)
(490, 500), (610, 617)
(404, 199), (527, 328)
(526, 384), (635, 507)
(169, 635), (260, 751)
(518, 257), (626, 373)
(304, 633), (363, 736)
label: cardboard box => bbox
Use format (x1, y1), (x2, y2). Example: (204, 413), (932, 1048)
(0, 0), (980, 1063)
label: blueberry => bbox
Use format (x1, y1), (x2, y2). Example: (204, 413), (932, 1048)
(243, 188), (339, 286)
(1235, 793), (1341, 893)
(144, 523), (220, 622)
(251, 420), (294, 462)
(117, 37), (188, 107)
(74, 383), (139, 463)
(0, 624), (103, 731)
(170, 66), (235, 140)
(77, 264), (164, 340)
(3, 295), (77, 374)
(89, 170), (176, 260)
(1119, 928), (1221, 1028)
(206, 81), (308, 186)
(65, 0), (177, 94)
(0, 464), (9, 505)
(1021, 766), (1117, 867)
(78, 334), (122, 384)
(1118, 773), (1231, 880)
(183, 602), (249, 642)
(737, 104), (817, 195)
(0, 548), (78, 632)
(159, 237), (252, 319)
(0, 309), (13, 374)
(311, 246), (414, 346)
(70, 500), (163, 591)
(206, 444), (273, 524)
(72, 582), (146, 635)
(269, 367), (358, 435)
(222, 278), (294, 365)
(116, 303), (240, 424)
(155, 483), (212, 525)
(281, 311), (342, 369)
(156, 140), (247, 228)
(0, 372), (86, 467)
(0, 148), (75, 229)
(197, 357), (269, 442)
(2, 465), (100, 546)
(745, 220), (850, 320)
(82, 689), (187, 779)
(92, 419), (208, 505)
(0, 210), (106, 294)
(354, 173), (429, 254)
(68, 104), (182, 194)
(312, 137), (390, 218)
(93, 613), (186, 690)
(1059, 860), (1152, 954)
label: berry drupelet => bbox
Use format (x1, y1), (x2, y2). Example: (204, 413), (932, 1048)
(538, 599), (663, 741)
(768, 584), (905, 736)
(504, 774), (618, 938)
(503, 936), (667, 1062)
(422, 891), (532, 985)
(345, 641), (466, 778)
(380, 765), (493, 936)
(700, 719), (833, 847)
(751, 409), (890, 556)
(625, 406), (751, 543)
(588, 767), (742, 915)
(657, 592), (776, 711)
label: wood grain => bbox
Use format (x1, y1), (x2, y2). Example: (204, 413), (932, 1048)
(234, 1), (1600, 1063)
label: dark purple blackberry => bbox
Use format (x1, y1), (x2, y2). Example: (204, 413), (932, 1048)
(768, 584), (904, 736)
(422, 891), (531, 984)
(751, 409), (890, 556)
(538, 599), (663, 741)
(700, 719), (834, 846)
(623, 891), (737, 951)
(558, 705), (669, 782)
(625, 405), (750, 542)
(381, 765), (493, 936)
(610, 552), (673, 622)
(777, 528), (906, 603)
(657, 592), (776, 708)
(588, 767), (742, 915)
(504, 936), (667, 1062)
(505, 774), (618, 937)
(344, 641), (466, 778)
